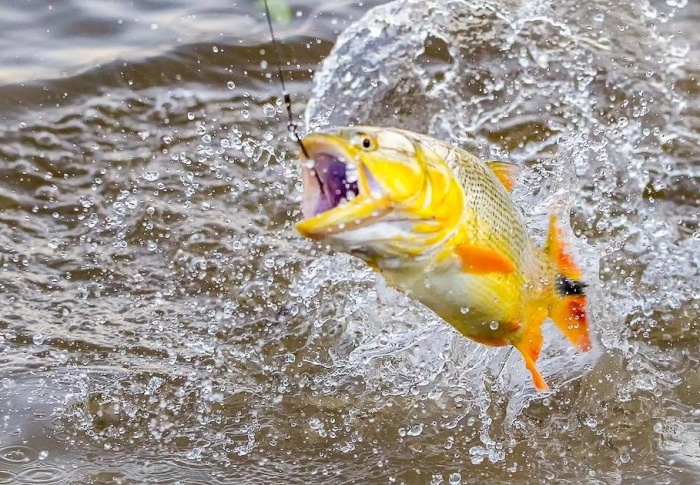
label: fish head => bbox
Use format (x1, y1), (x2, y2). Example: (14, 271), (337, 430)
(296, 126), (463, 262)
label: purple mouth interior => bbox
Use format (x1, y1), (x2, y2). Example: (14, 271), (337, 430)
(313, 153), (359, 214)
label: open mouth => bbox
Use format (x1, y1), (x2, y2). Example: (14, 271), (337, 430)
(296, 134), (388, 238)
(301, 150), (361, 218)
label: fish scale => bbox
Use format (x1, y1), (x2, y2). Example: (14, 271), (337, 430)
(414, 132), (536, 277)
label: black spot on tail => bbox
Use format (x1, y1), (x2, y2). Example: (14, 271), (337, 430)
(556, 276), (587, 297)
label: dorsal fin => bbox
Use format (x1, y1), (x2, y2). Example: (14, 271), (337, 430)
(485, 160), (520, 192)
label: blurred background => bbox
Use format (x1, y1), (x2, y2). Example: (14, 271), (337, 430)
(0, 0), (698, 483)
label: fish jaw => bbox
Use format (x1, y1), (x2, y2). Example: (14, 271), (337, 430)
(295, 132), (391, 240)
(295, 127), (465, 261)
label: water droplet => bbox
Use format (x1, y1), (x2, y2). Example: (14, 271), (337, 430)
(32, 333), (45, 345)
(227, 81), (236, 90)
(38, 450), (49, 460)
(448, 472), (462, 485)
(668, 37), (689, 57)
(263, 103), (277, 118)
(87, 213), (99, 228)
(143, 171), (160, 182)
(186, 448), (203, 460)
(345, 164), (359, 183)
(469, 446), (485, 465)
(489, 321), (499, 330)
(407, 424), (423, 436)
(460, 307), (470, 314)
(125, 197), (138, 210)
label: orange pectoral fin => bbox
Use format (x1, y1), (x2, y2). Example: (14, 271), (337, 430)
(454, 245), (516, 274)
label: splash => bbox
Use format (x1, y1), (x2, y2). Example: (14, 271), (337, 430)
(0, 0), (697, 480)
(301, 0), (699, 464)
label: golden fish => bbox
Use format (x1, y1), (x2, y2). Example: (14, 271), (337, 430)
(296, 127), (591, 391)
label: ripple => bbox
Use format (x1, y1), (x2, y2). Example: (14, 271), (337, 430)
(17, 466), (66, 484)
(0, 445), (38, 465)
(0, 471), (17, 484)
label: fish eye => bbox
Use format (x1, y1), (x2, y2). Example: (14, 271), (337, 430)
(358, 134), (376, 151)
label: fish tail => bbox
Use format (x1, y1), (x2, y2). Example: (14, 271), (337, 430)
(544, 214), (592, 352)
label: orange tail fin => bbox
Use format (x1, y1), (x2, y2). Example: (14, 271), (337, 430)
(545, 215), (592, 352)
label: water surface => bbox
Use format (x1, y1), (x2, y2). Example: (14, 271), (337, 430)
(0, 0), (698, 483)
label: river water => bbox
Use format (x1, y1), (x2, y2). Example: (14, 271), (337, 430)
(0, 0), (698, 483)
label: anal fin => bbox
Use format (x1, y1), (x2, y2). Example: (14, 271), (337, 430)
(512, 322), (549, 391)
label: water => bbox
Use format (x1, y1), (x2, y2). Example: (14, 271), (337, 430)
(0, 0), (698, 483)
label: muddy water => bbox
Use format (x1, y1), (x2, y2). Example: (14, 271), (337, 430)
(0, 0), (698, 483)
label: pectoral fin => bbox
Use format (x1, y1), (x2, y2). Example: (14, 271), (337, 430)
(485, 161), (520, 193)
(454, 245), (516, 274)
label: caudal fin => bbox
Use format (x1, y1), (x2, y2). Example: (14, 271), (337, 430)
(545, 215), (592, 352)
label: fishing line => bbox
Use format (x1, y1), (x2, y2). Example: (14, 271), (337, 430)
(262, 0), (310, 159)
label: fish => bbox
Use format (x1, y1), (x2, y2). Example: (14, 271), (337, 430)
(295, 126), (591, 391)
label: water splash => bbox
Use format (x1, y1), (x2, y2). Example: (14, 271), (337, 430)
(302, 0), (699, 469)
(0, 0), (697, 481)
